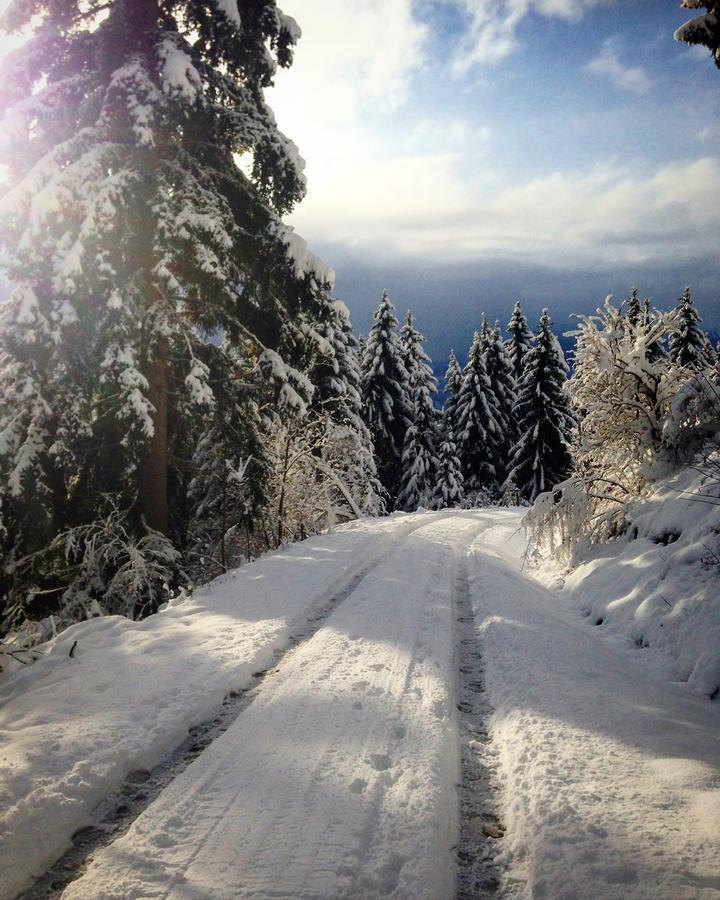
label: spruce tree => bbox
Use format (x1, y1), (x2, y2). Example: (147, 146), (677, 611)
(482, 318), (517, 483)
(669, 287), (713, 369)
(434, 428), (464, 510)
(506, 310), (575, 502)
(643, 298), (668, 364)
(442, 349), (463, 435)
(625, 288), (643, 328)
(310, 301), (384, 516)
(455, 330), (504, 497)
(0, 0), (329, 626)
(675, 2), (720, 68)
(505, 301), (534, 383)
(361, 291), (411, 504)
(397, 312), (438, 511)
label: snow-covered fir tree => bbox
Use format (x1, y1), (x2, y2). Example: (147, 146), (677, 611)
(309, 301), (385, 518)
(505, 301), (534, 383)
(397, 312), (439, 511)
(625, 288), (643, 327)
(481, 318), (517, 484)
(0, 0), (331, 627)
(433, 429), (464, 509)
(361, 291), (412, 505)
(455, 330), (505, 497)
(669, 287), (713, 370)
(443, 349), (463, 435)
(506, 310), (575, 502)
(675, 1), (720, 67)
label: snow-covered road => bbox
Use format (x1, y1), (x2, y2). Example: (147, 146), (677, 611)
(3, 510), (719, 899)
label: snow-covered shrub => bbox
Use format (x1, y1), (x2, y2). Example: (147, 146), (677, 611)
(529, 294), (720, 563)
(4, 507), (180, 632)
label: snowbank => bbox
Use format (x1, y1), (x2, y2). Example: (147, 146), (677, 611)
(0, 513), (427, 900)
(561, 467), (720, 699)
(468, 510), (720, 900)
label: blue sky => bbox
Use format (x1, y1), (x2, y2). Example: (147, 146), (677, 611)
(271, 0), (720, 357)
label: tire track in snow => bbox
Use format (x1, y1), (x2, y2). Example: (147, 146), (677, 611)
(19, 514), (455, 900)
(454, 550), (505, 899)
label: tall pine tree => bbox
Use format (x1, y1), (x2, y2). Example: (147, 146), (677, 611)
(397, 312), (438, 511)
(481, 318), (517, 484)
(0, 0), (331, 626)
(506, 310), (575, 502)
(434, 428), (464, 510)
(455, 330), (504, 497)
(443, 349), (463, 435)
(505, 301), (534, 384)
(309, 300), (384, 517)
(669, 287), (713, 369)
(361, 291), (411, 505)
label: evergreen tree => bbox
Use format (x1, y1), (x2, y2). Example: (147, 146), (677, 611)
(397, 311), (438, 511)
(675, 2), (720, 68)
(361, 291), (411, 504)
(505, 301), (534, 383)
(443, 349), (463, 435)
(434, 428), (464, 509)
(669, 287), (713, 369)
(643, 298), (668, 364)
(309, 301), (384, 517)
(455, 330), (504, 497)
(506, 310), (575, 502)
(625, 288), (643, 327)
(0, 0), (330, 627)
(481, 318), (517, 482)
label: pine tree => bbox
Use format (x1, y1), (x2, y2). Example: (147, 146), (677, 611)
(443, 349), (463, 435)
(675, 2), (720, 68)
(0, 0), (330, 627)
(361, 291), (411, 504)
(310, 301), (384, 517)
(505, 301), (534, 383)
(625, 288), (643, 327)
(397, 311), (439, 511)
(506, 310), (575, 502)
(643, 298), (668, 364)
(481, 318), (517, 483)
(455, 330), (504, 497)
(434, 428), (464, 509)
(669, 287), (713, 369)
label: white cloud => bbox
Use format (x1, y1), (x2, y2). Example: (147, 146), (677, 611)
(586, 40), (651, 94)
(290, 155), (720, 270)
(267, 2), (718, 277)
(451, 0), (609, 69)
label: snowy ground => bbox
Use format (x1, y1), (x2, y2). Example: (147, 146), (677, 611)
(1, 509), (719, 899)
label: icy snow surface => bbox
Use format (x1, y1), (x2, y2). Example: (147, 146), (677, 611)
(1, 509), (719, 899)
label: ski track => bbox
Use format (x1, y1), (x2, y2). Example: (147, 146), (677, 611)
(6, 507), (719, 900)
(453, 551), (504, 898)
(57, 513), (497, 900)
(1, 512), (442, 900)
(16, 513), (457, 900)
(466, 513), (720, 900)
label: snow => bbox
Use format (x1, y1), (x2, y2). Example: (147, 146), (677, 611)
(275, 222), (336, 288)
(62, 514), (483, 900)
(2, 508), (718, 899)
(212, 0), (241, 29)
(560, 466), (720, 699)
(468, 510), (720, 899)
(0, 513), (432, 899)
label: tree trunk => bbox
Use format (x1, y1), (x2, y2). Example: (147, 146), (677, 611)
(137, 347), (168, 533)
